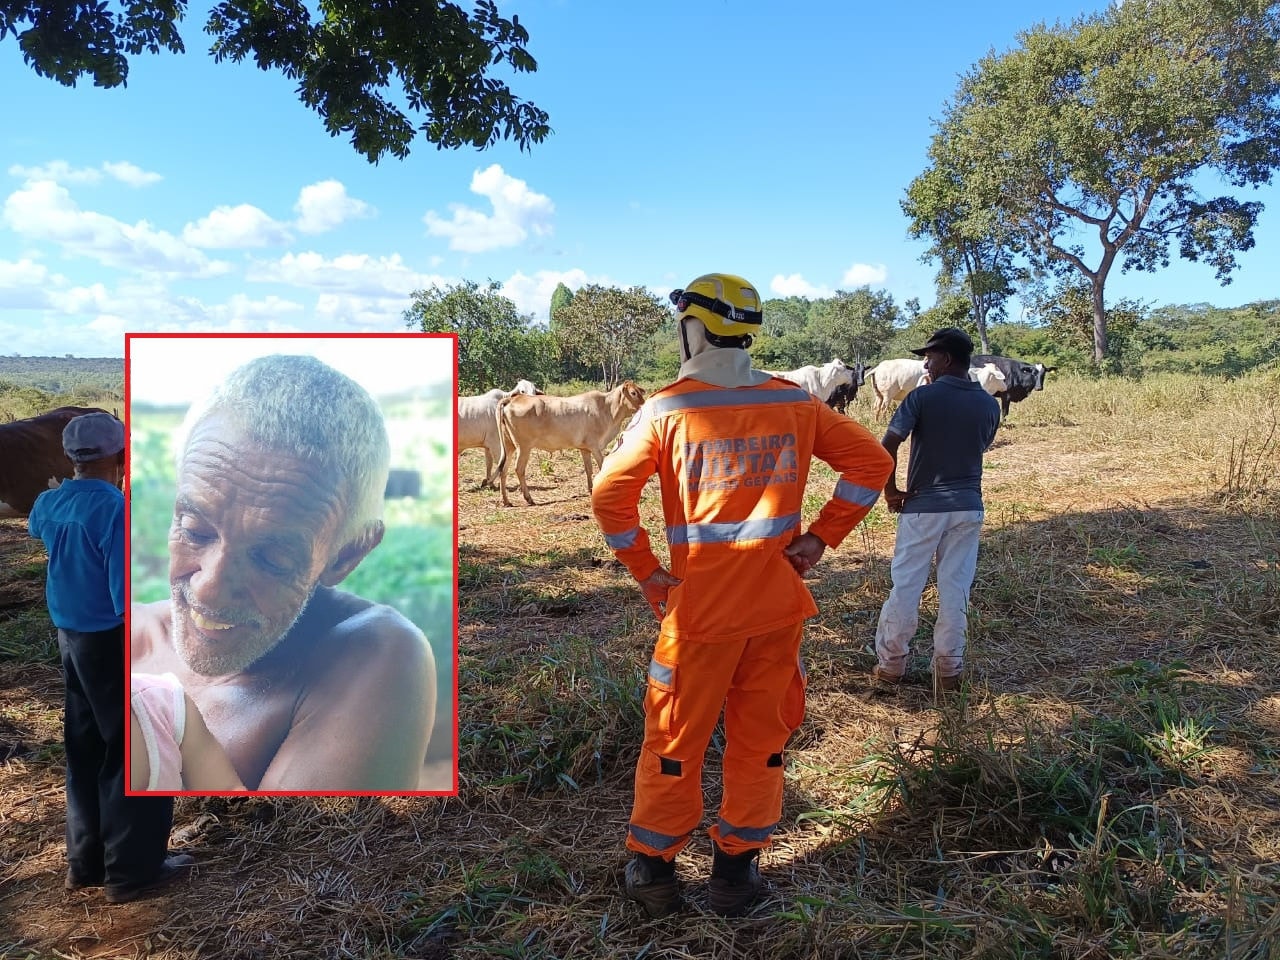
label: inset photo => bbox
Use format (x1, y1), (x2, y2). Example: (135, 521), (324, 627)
(125, 333), (456, 796)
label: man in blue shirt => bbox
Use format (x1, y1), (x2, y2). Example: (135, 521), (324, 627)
(872, 328), (1001, 695)
(29, 412), (192, 903)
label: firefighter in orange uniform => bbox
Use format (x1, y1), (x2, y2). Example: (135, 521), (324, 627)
(591, 273), (894, 917)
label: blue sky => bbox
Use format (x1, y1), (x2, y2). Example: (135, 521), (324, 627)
(2, 0), (1276, 358)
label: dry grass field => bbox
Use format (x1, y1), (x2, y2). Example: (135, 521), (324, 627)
(2, 371), (1277, 959)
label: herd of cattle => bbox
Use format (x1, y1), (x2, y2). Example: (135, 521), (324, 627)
(461, 353), (1055, 506)
(0, 354), (1053, 520)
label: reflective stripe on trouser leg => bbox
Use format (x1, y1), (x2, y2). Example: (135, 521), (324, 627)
(713, 622), (805, 856)
(627, 631), (750, 858)
(932, 510), (983, 677)
(874, 512), (947, 675)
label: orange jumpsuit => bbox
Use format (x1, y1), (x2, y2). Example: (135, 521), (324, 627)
(591, 376), (893, 858)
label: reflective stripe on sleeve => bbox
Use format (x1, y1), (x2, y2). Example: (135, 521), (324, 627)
(649, 387), (812, 418)
(604, 527), (640, 550)
(666, 512), (801, 546)
(834, 478), (881, 507)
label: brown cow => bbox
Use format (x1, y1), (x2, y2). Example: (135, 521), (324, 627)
(0, 406), (118, 518)
(496, 381), (646, 506)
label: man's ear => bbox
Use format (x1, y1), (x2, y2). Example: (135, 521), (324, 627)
(320, 521), (385, 587)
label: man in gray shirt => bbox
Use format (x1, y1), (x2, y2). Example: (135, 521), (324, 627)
(873, 328), (1001, 694)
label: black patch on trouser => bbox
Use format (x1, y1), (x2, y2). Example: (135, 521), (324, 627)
(660, 757), (682, 776)
(767, 753), (783, 768)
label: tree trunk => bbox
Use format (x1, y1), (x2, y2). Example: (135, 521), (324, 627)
(1091, 276), (1108, 364)
(974, 300), (991, 353)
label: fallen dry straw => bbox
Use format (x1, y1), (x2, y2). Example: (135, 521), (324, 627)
(1, 372), (1278, 959)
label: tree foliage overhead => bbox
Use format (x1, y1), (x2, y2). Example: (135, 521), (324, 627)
(902, 161), (1019, 354)
(1, 0), (551, 162)
(925, 0), (1280, 362)
(403, 279), (550, 393)
(554, 284), (669, 388)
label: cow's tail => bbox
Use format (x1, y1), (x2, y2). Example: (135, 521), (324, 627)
(495, 396), (514, 475)
(867, 367), (883, 401)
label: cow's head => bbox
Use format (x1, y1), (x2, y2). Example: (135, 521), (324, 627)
(511, 378), (544, 396)
(619, 380), (647, 412)
(825, 357), (856, 387)
(1013, 364), (1039, 391)
(1031, 363), (1057, 391)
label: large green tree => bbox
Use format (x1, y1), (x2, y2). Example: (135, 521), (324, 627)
(404, 280), (548, 393)
(805, 287), (899, 364)
(1, 0), (550, 162)
(554, 285), (669, 388)
(902, 161), (1019, 353)
(927, 0), (1280, 362)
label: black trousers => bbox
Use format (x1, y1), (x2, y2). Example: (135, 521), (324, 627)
(59, 625), (173, 885)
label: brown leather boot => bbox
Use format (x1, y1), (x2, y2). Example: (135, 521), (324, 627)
(623, 853), (681, 918)
(708, 845), (763, 917)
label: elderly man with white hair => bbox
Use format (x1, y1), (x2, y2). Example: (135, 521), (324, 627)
(130, 354), (436, 792)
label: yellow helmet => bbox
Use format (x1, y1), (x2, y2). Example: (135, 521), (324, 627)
(669, 273), (763, 340)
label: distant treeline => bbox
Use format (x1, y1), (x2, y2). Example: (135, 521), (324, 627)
(987, 300), (1280, 377)
(0, 356), (124, 419)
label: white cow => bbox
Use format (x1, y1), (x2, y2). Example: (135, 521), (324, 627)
(765, 358), (858, 404)
(968, 362), (1007, 396)
(497, 380), (647, 506)
(458, 379), (543, 489)
(865, 358), (928, 419)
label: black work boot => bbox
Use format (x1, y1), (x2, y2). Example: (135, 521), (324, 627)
(623, 853), (681, 918)
(708, 844), (763, 917)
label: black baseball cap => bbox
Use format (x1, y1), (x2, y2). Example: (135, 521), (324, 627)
(910, 327), (974, 358)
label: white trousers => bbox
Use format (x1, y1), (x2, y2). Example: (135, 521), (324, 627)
(874, 510), (984, 679)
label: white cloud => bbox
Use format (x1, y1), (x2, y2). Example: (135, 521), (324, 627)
(102, 162), (163, 187)
(87, 314), (129, 338)
(2, 179), (229, 278)
(8, 160), (161, 187)
(9, 161), (103, 185)
(246, 251), (448, 298)
(207, 293), (307, 327)
(183, 204), (292, 248)
(314, 292), (421, 330)
(423, 164), (554, 253)
(770, 273), (833, 298)
(48, 282), (112, 316)
(294, 180), (372, 234)
(841, 262), (888, 287)
(0, 316), (125, 358)
(0, 256), (52, 287)
(500, 267), (613, 321)
(0, 258), (58, 309)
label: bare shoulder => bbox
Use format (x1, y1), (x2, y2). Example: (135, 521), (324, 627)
(337, 600), (431, 661)
(311, 589), (434, 685)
